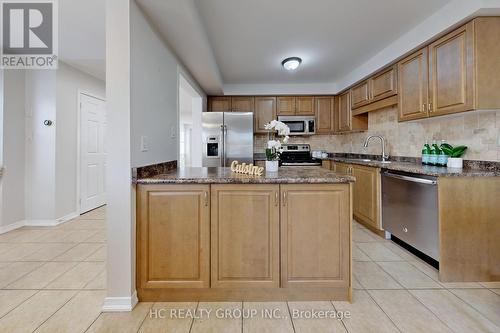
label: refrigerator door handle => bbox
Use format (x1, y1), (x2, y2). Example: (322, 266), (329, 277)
(223, 124), (228, 167)
(220, 125), (225, 167)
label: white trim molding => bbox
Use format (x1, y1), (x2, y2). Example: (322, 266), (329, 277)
(0, 211), (80, 234)
(0, 220), (25, 234)
(102, 291), (138, 312)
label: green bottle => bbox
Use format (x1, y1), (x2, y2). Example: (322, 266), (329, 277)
(429, 141), (438, 166)
(421, 142), (431, 165)
(439, 140), (450, 167)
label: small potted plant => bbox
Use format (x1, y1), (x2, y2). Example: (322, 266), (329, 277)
(264, 120), (290, 172)
(441, 145), (468, 168)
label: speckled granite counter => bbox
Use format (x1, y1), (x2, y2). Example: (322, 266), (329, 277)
(135, 166), (355, 184)
(326, 156), (500, 177)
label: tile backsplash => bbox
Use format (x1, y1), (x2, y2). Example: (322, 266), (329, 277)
(255, 107), (500, 161)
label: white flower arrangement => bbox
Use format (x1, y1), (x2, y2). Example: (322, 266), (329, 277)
(264, 120), (290, 161)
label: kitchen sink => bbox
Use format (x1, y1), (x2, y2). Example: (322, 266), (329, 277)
(342, 158), (392, 164)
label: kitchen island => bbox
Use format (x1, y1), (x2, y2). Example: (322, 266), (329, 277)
(135, 167), (355, 302)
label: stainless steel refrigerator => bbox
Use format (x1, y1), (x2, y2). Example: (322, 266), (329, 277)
(202, 112), (254, 167)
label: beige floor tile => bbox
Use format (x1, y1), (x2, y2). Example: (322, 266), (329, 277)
(368, 290), (453, 333)
(333, 290), (399, 333)
(61, 219), (106, 230)
(491, 289), (500, 296)
(84, 231), (107, 243)
(408, 259), (440, 281)
(0, 243), (44, 261)
(34, 290), (105, 333)
(352, 276), (363, 290)
(80, 207), (106, 220)
(0, 261), (44, 288)
(34, 230), (74, 243)
(382, 241), (421, 261)
(0, 242), (18, 255)
(352, 228), (380, 242)
(352, 245), (371, 261)
(7, 262), (77, 289)
(0, 290), (76, 333)
(479, 282), (500, 288)
(53, 243), (103, 261)
(450, 289), (500, 327)
(84, 269), (107, 290)
(20, 243), (75, 261)
(0, 290), (37, 317)
(0, 230), (25, 242)
(60, 230), (100, 243)
(356, 242), (404, 261)
(85, 245), (107, 261)
(46, 262), (105, 289)
(86, 302), (152, 333)
(191, 302), (242, 333)
(353, 261), (402, 290)
(2, 229), (50, 243)
(288, 301), (347, 333)
(439, 282), (484, 289)
(377, 261), (442, 289)
(138, 302), (197, 333)
(243, 302), (293, 333)
(410, 289), (499, 333)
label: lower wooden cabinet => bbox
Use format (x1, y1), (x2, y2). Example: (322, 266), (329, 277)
(281, 184), (351, 288)
(351, 165), (381, 230)
(210, 185), (280, 288)
(137, 185), (210, 289)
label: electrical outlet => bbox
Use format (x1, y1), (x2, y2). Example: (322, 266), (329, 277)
(140, 136), (149, 152)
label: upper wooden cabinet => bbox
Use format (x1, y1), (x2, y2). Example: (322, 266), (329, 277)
(334, 92), (368, 133)
(371, 66), (398, 102)
(230, 97), (255, 112)
(398, 48), (429, 121)
(398, 18), (500, 121)
(280, 184), (350, 288)
(211, 185), (280, 288)
(350, 80), (370, 109)
(277, 96), (315, 116)
(254, 97), (277, 134)
(208, 97), (231, 112)
(315, 97), (335, 134)
(137, 185), (210, 289)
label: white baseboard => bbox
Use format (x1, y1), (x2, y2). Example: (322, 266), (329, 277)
(102, 291), (138, 312)
(0, 220), (25, 234)
(57, 212), (80, 224)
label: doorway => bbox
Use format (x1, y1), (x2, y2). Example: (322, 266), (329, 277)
(178, 74), (203, 167)
(79, 92), (107, 214)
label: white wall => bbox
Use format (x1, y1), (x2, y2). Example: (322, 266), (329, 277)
(0, 71), (26, 230)
(130, 2), (206, 167)
(25, 70), (57, 221)
(55, 62), (105, 218)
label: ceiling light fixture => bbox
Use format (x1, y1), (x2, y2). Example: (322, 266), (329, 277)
(282, 57), (302, 71)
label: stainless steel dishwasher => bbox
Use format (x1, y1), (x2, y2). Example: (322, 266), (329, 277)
(382, 170), (439, 261)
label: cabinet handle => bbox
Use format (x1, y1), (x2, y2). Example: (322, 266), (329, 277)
(204, 191), (208, 206)
(428, 103), (432, 112)
(274, 191), (279, 206)
(283, 192), (287, 206)
(421, 104), (425, 112)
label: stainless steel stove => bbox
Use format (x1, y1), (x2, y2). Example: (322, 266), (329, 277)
(280, 144), (322, 166)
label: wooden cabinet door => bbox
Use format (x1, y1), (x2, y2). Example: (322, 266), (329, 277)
(337, 92), (352, 132)
(351, 165), (381, 230)
(208, 97), (231, 112)
(281, 184), (350, 288)
(277, 96), (296, 115)
(137, 185), (210, 289)
(296, 96), (315, 115)
(315, 97), (334, 134)
(429, 22), (474, 116)
(333, 162), (351, 175)
(371, 65), (398, 102)
(350, 80), (370, 109)
(398, 48), (429, 121)
(254, 97), (277, 133)
(231, 97), (255, 112)
(211, 185), (280, 288)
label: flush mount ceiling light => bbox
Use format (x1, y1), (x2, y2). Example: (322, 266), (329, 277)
(282, 57), (302, 71)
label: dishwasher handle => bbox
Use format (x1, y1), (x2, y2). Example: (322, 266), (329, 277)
(383, 172), (437, 185)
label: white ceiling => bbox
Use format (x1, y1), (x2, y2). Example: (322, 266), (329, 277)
(59, 0), (106, 80)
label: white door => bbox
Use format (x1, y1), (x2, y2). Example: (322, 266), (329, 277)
(80, 93), (106, 213)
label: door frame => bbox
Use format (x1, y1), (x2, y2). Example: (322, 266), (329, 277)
(76, 89), (106, 215)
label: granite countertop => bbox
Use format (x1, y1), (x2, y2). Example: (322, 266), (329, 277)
(326, 156), (500, 177)
(135, 167), (355, 184)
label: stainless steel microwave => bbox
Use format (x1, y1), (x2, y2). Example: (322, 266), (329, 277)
(278, 116), (316, 135)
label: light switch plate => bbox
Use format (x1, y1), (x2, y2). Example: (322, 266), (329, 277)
(170, 126), (176, 139)
(140, 136), (149, 152)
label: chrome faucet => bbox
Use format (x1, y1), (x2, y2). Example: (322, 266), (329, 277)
(363, 135), (389, 162)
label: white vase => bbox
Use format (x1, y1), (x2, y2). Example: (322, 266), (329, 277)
(447, 157), (463, 169)
(265, 160), (279, 172)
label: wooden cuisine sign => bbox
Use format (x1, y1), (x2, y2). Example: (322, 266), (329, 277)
(230, 161), (264, 176)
